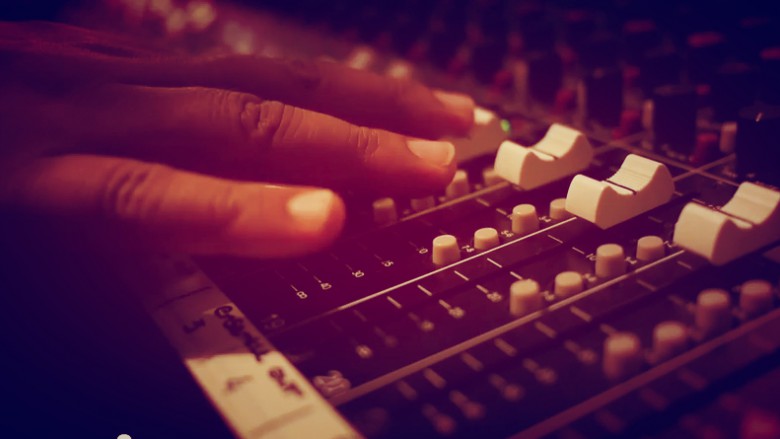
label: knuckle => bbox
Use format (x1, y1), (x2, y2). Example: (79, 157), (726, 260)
(250, 100), (301, 148)
(349, 125), (381, 165)
(101, 161), (174, 221)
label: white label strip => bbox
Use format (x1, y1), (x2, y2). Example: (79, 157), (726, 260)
(127, 255), (359, 439)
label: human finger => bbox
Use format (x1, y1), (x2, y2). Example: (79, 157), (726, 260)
(0, 154), (346, 257)
(59, 85), (457, 196)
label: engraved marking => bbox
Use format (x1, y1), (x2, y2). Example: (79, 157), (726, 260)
(496, 207), (509, 215)
(547, 234), (563, 244)
(352, 310), (368, 323)
(600, 323), (618, 335)
(476, 284), (490, 294)
(417, 285), (433, 296)
(476, 197), (491, 207)
(396, 380), (418, 400)
(438, 299), (452, 310)
(638, 387), (669, 411)
(534, 321), (558, 339)
(494, 338), (518, 357)
(636, 279), (658, 292)
(486, 257), (503, 268)
(423, 368), (447, 389)
(676, 260), (694, 271)
(648, 216), (663, 224)
(387, 296), (402, 309)
(460, 352), (484, 371)
(571, 246), (585, 255)
(569, 306), (593, 322)
(453, 270), (470, 281)
(677, 368), (708, 390)
(510, 271), (523, 280)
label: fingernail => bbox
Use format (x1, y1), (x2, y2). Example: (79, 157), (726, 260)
(433, 89), (475, 124)
(287, 189), (335, 232)
(407, 139), (456, 167)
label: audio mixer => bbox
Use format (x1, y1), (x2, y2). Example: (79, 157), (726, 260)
(102, 1), (780, 438)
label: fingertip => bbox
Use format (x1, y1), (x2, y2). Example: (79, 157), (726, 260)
(286, 188), (345, 249)
(432, 89), (475, 136)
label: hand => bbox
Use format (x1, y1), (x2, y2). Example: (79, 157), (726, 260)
(0, 21), (474, 257)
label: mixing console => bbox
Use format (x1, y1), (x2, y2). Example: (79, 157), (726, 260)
(101, 1), (780, 438)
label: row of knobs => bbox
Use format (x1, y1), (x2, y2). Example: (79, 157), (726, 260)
(372, 168), (504, 226)
(603, 279), (775, 381)
(430, 200), (571, 266)
(507, 238), (667, 317)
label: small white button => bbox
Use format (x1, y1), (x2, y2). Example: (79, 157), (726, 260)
(446, 170), (470, 199)
(595, 243), (626, 279)
(636, 235), (665, 262)
(372, 198), (398, 225)
(511, 204), (539, 235)
(482, 167), (503, 186)
(509, 279), (543, 316)
(650, 321), (688, 363)
(740, 279), (773, 319)
(432, 235), (460, 266)
(603, 332), (643, 381)
(411, 196), (436, 212)
(695, 288), (731, 339)
(549, 198), (570, 220)
(474, 227), (500, 251)
(554, 271), (584, 298)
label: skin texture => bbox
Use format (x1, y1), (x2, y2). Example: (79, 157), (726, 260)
(0, 21), (475, 257)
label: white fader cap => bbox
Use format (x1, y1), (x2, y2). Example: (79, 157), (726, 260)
(636, 235), (665, 262)
(372, 198), (398, 225)
(739, 279), (773, 319)
(650, 321), (688, 363)
(474, 227), (500, 251)
(603, 332), (643, 381)
(695, 288), (732, 339)
(595, 243), (626, 279)
(446, 170), (470, 199)
(509, 279), (543, 317)
(554, 271), (584, 298)
(432, 235), (460, 266)
(511, 204), (539, 235)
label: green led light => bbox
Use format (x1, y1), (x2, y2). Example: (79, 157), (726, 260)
(500, 119), (511, 134)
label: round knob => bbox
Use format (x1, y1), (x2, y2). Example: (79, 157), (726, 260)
(509, 279), (543, 317)
(446, 170), (470, 199)
(511, 204), (539, 235)
(651, 321), (688, 363)
(595, 243), (626, 279)
(372, 197), (398, 226)
(603, 332), (643, 381)
(474, 227), (500, 251)
(554, 271), (584, 298)
(482, 167), (503, 186)
(636, 235), (665, 262)
(549, 198), (571, 221)
(432, 235), (460, 266)
(740, 279), (773, 319)
(695, 288), (732, 339)
(411, 196), (435, 212)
